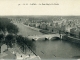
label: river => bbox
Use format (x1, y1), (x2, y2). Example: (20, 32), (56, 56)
(14, 22), (80, 59)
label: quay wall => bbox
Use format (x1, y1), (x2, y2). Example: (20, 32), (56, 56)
(62, 35), (80, 44)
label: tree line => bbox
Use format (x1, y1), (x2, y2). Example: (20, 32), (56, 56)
(0, 18), (35, 54)
(0, 18), (18, 34)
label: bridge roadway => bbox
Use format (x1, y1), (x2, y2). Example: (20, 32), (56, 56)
(27, 34), (63, 41)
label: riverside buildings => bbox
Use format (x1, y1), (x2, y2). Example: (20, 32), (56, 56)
(10, 17), (80, 38)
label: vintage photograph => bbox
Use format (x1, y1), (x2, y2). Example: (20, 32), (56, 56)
(0, 0), (80, 60)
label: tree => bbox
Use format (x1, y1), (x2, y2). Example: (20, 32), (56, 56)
(0, 18), (10, 32)
(6, 23), (18, 34)
(16, 35), (35, 54)
(16, 35), (25, 53)
(23, 37), (35, 52)
(0, 18), (19, 34)
(5, 34), (14, 49)
(0, 34), (4, 53)
(0, 34), (4, 40)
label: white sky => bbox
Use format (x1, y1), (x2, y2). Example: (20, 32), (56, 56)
(0, 0), (80, 16)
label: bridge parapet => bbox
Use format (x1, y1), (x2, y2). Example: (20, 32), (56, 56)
(27, 34), (62, 41)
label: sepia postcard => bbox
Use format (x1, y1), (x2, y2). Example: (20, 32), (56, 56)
(0, 0), (80, 60)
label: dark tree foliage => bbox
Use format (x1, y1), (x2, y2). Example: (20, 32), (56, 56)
(0, 18), (35, 53)
(16, 35), (35, 52)
(16, 35), (24, 45)
(0, 34), (4, 53)
(5, 34), (15, 48)
(0, 34), (4, 40)
(6, 23), (18, 34)
(5, 34), (14, 40)
(0, 18), (10, 31)
(0, 18), (18, 34)
(16, 35), (26, 52)
(0, 34), (4, 44)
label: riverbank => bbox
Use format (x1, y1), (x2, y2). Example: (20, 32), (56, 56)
(12, 22), (80, 59)
(13, 22), (43, 37)
(13, 22), (61, 41)
(24, 23), (59, 34)
(62, 35), (80, 44)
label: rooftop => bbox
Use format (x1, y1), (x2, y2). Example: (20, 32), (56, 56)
(0, 50), (16, 59)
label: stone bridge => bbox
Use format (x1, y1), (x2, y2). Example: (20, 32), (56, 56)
(27, 34), (63, 41)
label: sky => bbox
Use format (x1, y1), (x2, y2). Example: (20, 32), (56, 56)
(0, 0), (80, 16)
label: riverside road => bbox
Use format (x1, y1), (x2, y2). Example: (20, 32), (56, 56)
(13, 22), (80, 59)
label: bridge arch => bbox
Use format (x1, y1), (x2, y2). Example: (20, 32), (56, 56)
(28, 34), (63, 41)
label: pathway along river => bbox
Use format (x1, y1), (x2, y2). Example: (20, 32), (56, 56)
(14, 22), (80, 59)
